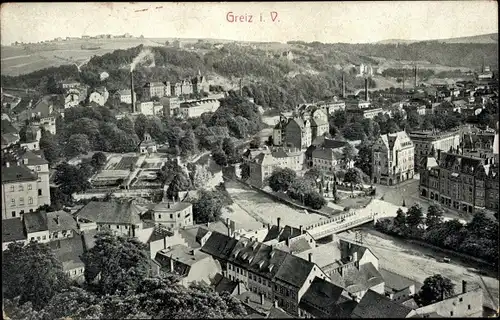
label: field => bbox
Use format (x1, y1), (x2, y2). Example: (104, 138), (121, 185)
(339, 227), (499, 312)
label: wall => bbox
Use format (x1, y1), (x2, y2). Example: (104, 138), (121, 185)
(413, 289), (483, 318)
(184, 257), (222, 288)
(2, 180), (40, 219)
(390, 284), (415, 302)
(27, 230), (51, 243)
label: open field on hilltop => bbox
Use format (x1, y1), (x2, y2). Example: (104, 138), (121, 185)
(225, 179), (326, 228)
(339, 227), (499, 312)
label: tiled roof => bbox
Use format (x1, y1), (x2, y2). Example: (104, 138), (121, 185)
(49, 236), (86, 271)
(46, 211), (78, 233)
(15, 149), (49, 166)
(1, 120), (19, 135)
(212, 273), (238, 294)
(299, 277), (356, 318)
(23, 212), (49, 233)
(274, 253), (315, 288)
(351, 290), (414, 318)
(262, 225), (301, 243)
(379, 269), (417, 293)
(200, 231), (239, 261)
(267, 307), (294, 318)
(288, 237), (313, 253)
(310, 117), (328, 127)
(76, 200), (145, 225)
(1, 133), (19, 147)
(2, 218), (26, 243)
(296, 242), (342, 269)
(32, 99), (52, 118)
(82, 229), (99, 250)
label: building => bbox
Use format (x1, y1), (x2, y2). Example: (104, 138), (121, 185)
(379, 269), (418, 303)
(161, 97), (181, 117)
(347, 107), (384, 119)
(310, 116), (329, 142)
(139, 133), (157, 154)
(114, 89), (137, 104)
(372, 131), (415, 186)
(30, 99), (53, 119)
(19, 125), (42, 151)
(284, 118), (312, 149)
(351, 290), (416, 318)
(419, 150), (498, 213)
(461, 131), (496, 155)
(408, 130), (461, 170)
(246, 147), (304, 188)
(74, 199), (146, 236)
(150, 201), (193, 229)
(49, 236), (86, 282)
(171, 80), (194, 96)
(63, 91), (80, 109)
(200, 231), (330, 316)
(142, 82), (171, 100)
(59, 80), (81, 90)
(1, 151), (51, 220)
(179, 99), (220, 118)
(137, 101), (163, 116)
(272, 116), (288, 146)
(191, 71), (210, 94)
(154, 244), (222, 287)
(2, 218), (27, 250)
(315, 99), (346, 115)
(22, 211), (51, 243)
(88, 87), (109, 106)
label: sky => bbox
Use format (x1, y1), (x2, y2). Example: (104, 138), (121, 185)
(1, 1), (498, 45)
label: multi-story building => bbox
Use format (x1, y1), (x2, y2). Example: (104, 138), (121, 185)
(461, 131), (496, 155)
(114, 89), (137, 104)
(346, 107), (384, 119)
(137, 101), (163, 116)
(246, 147), (304, 188)
(272, 116), (288, 146)
(191, 72), (210, 94)
(151, 201), (193, 229)
(142, 82), (171, 100)
(89, 87), (109, 106)
(19, 125), (41, 151)
(419, 150), (498, 213)
(162, 97), (181, 117)
(372, 131), (415, 186)
(316, 99), (346, 114)
(284, 118), (312, 149)
(310, 117), (329, 142)
(59, 80), (81, 90)
(64, 91), (80, 109)
(179, 99), (220, 118)
(408, 130), (461, 169)
(201, 231), (330, 316)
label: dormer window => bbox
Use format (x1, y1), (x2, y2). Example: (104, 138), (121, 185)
(233, 249), (241, 258)
(268, 264), (274, 272)
(258, 261), (265, 269)
(270, 251), (275, 258)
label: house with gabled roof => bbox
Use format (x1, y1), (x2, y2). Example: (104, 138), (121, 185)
(351, 289), (416, 318)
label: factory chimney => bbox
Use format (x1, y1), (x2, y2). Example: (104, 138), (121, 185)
(364, 78), (369, 102)
(130, 71), (135, 113)
(341, 73), (346, 99)
(414, 65), (418, 88)
(239, 78), (243, 96)
(402, 68), (406, 91)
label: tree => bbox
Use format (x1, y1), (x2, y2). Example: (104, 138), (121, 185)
(81, 231), (151, 295)
(249, 136), (261, 149)
(222, 137), (238, 164)
(117, 117), (136, 134)
(39, 130), (62, 167)
(40, 286), (104, 319)
(191, 164), (213, 189)
(304, 191), (326, 209)
(240, 162), (250, 181)
(343, 167), (364, 192)
(354, 141), (373, 177)
(393, 208), (408, 235)
(416, 275), (455, 306)
(342, 143), (356, 164)
(191, 190), (224, 223)
(426, 204), (444, 230)
(179, 130), (197, 157)
(54, 162), (92, 195)
(65, 133), (91, 158)
(166, 172), (192, 200)
(268, 168), (297, 192)
(212, 148), (229, 167)
(134, 114), (150, 140)
(91, 151), (107, 171)
(406, 203), (424, 232)
(304, 167), (325, 183)
(2, 241), (70, 310)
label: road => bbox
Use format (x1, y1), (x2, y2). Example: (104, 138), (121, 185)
(338, 227), (499, 311)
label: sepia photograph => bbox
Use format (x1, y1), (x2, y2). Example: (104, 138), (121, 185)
(0, 1), (498, 318)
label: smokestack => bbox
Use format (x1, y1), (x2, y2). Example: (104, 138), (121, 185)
(285, 237), (290, 246)
(342, 73), (345, 98)
(308, 252), (313, 263)
(403, 68), (406, 91)
(169, 257), (174, 272)
(239, 78), (243, 96)
(130, 71), (135, 113)
(462, 280), (467, 294)
(364, 78), (369, 102)
(414, 65), (418, 88)
(260, 293), (265, 305)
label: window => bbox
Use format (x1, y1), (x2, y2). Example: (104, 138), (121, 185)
(468, 305), (471, 310)
(10, 185), (14, 192)
(28, 184), (32, 190)
(20, 210), (24, 215)
(28, 197), (33, 204)
(18, 185), (24, 191)
(42, 236), (46, 240)
(11, 211), (16, 218)
(36, 166), (41, 171)
(459, 297), (463, 302)
(19, 197), (24, 206)
(158, 214), (162, 219)
(117, 225), (119, 229)
(170, 214), (173, 219)
(177, 213), (180, 218)
(11, 199), (15, 207)
(38, 189), (42, 196)
(450, 311), (453, 316)
(37, 236), (41, 241)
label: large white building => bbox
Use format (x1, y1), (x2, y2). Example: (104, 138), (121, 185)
(372, 131), (415, 186)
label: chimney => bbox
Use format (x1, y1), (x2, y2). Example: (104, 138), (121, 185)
(414, 65), (418, 88)
(55, 215), (60, 225)
(260, 293), (265, 305)
(341, 73), (345, 98)
(167, 202), (171, 209)
(237, 281), (242, 295)
(285, 236), (290, 246)
(5, 162), (9, 168)
(169, 257), (174, 273)
(239, 78), (243, 96)
(274, 300), (278, 308)
(353, 251), (358, 262)
(308, 252), (313, 263)
(364, 78), (369, 102)
(462, 280), (467, 294)
(163, 236), (167, 249)
(299, 225), (303, 234)
(267, 224), (271, 231)
(277, 217), (281, 229)
(403, 68), (406, 91)
(130, 71), (135, 113)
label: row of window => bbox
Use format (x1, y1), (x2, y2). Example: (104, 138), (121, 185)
(157, 211), (191, 220)
(10, 197), (35, 207)
(11, 208), (34, 218)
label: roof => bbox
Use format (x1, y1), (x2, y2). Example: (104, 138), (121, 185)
(262, 225), (301, 243)
(117, 89), (133, 96)
(156, 245), (210, 267)
(296, 242), (342, 269)
(31, 99), (52, 118)
(147, 226), (174, 243)
(2, 218), (26, 243)
(299, 277), (356, 318)
(46, 211), (78, 233)
(48, 236), (86, 271)
(288, 237), (313, 253)
(1, 164), (38, 183)
(76, 200), (145, 225)
(274, 253), (315, 288)
(1, 133), (19, 147)
(379, 269), (417, 293)
(14, 149), (49, 166)
(200, 231), (239, 261)
(212, 273), (238, 294)
(236, 291), (274, 314)
(1, 119), (19, 135)
(267, 307), (294, 318)
(153, 201), (192, 212)
(332, 262), (384, 294)
(310, 117), (328, 127)
(23, 211), (49, 233)
(82, 229), (99, 250)
(351, 290), (414, 318)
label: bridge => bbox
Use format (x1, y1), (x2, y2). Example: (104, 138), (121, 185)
(303, 211), (378, 240)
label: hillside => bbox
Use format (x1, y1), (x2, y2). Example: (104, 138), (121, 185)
(377, 33), (498, 44)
